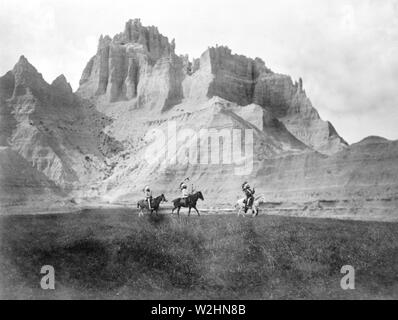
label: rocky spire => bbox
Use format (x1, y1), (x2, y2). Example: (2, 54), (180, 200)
(51, 74), (75, 105)
(11, 55), (48, 98)
(51, 74), (73, 94)
(121, 18), (175, 59)
(78, 19), (181, 103)
(13, 55), (42, 79)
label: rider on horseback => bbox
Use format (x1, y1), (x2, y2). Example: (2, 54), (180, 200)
(242, 181), (255, 213)
(180, 178), (190, 206)
(143, 186), (153, 210)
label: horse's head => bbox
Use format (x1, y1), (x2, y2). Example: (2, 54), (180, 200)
(161, 193), (168, 202)
(197, 191), (204, 201)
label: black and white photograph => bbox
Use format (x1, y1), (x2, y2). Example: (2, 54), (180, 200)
(0, 0), (397, 304)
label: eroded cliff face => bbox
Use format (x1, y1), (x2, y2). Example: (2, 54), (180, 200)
(0, 146), (67, 213)
(195, 46), (347, 154)
(0, 56), (122, 210)
(77, 22), (347, 155)
(78, 19), (184, 112)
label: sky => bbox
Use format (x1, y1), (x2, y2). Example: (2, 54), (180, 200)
(0, 0), (397, 143)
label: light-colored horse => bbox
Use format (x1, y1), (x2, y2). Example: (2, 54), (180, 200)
(235, 195), (264, 217)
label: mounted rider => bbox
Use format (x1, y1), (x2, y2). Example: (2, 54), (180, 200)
(179, 178), (193, 205)
(242, 181), (255, 212)
(143, 185), (153, 210)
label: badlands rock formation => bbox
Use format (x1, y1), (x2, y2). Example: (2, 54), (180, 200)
(0, 56), (122, 212)
(0, 19), (397, 220)
(79, 21), (346, 154)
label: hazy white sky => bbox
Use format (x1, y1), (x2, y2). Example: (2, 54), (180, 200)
(0, 0), (397, 143)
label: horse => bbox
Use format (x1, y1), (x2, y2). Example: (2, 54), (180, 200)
(235, 195), (264, 217)
(137, 194), (167, 217)
(171, 191), (204, 217)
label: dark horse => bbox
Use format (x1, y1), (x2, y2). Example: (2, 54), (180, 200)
(171, 191), (204, 216)
(137, 194), (167, 216)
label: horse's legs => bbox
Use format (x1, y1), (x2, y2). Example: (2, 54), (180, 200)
(240, 208), (246, 217)
(188, 207), (191, 216)
(193, 206), (200, 216)
(252, 205), (257, 217)
(177, 207), (180, 217)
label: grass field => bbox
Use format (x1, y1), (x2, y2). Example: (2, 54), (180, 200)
(0, 209), (397, 299)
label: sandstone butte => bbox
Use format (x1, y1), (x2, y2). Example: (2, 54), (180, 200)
(0, 19), (397, 220)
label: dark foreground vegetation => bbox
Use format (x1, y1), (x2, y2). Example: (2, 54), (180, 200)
(0, 209), (397, 299)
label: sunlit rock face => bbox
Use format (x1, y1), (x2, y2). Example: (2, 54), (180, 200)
(78, 19), (184, 111)
(0, 146), (65, 212)
(77, 20), (346, 155)
(0, 56), (122, 202)
(191, 46), (348, 154)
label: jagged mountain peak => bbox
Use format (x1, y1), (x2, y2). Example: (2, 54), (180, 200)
(52, 73), (68, 83)
(9, 55), (48, 98)
(51, 74), (73, 94)
(13, 55), (40, 76)
(16, 55), (33, 67)
(204, 45), (272, 74)
(16, 54), (29, 64)
(100, 18), (175, 57)
(0, 56), (125, 199)
(78, 19), (179, 103)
